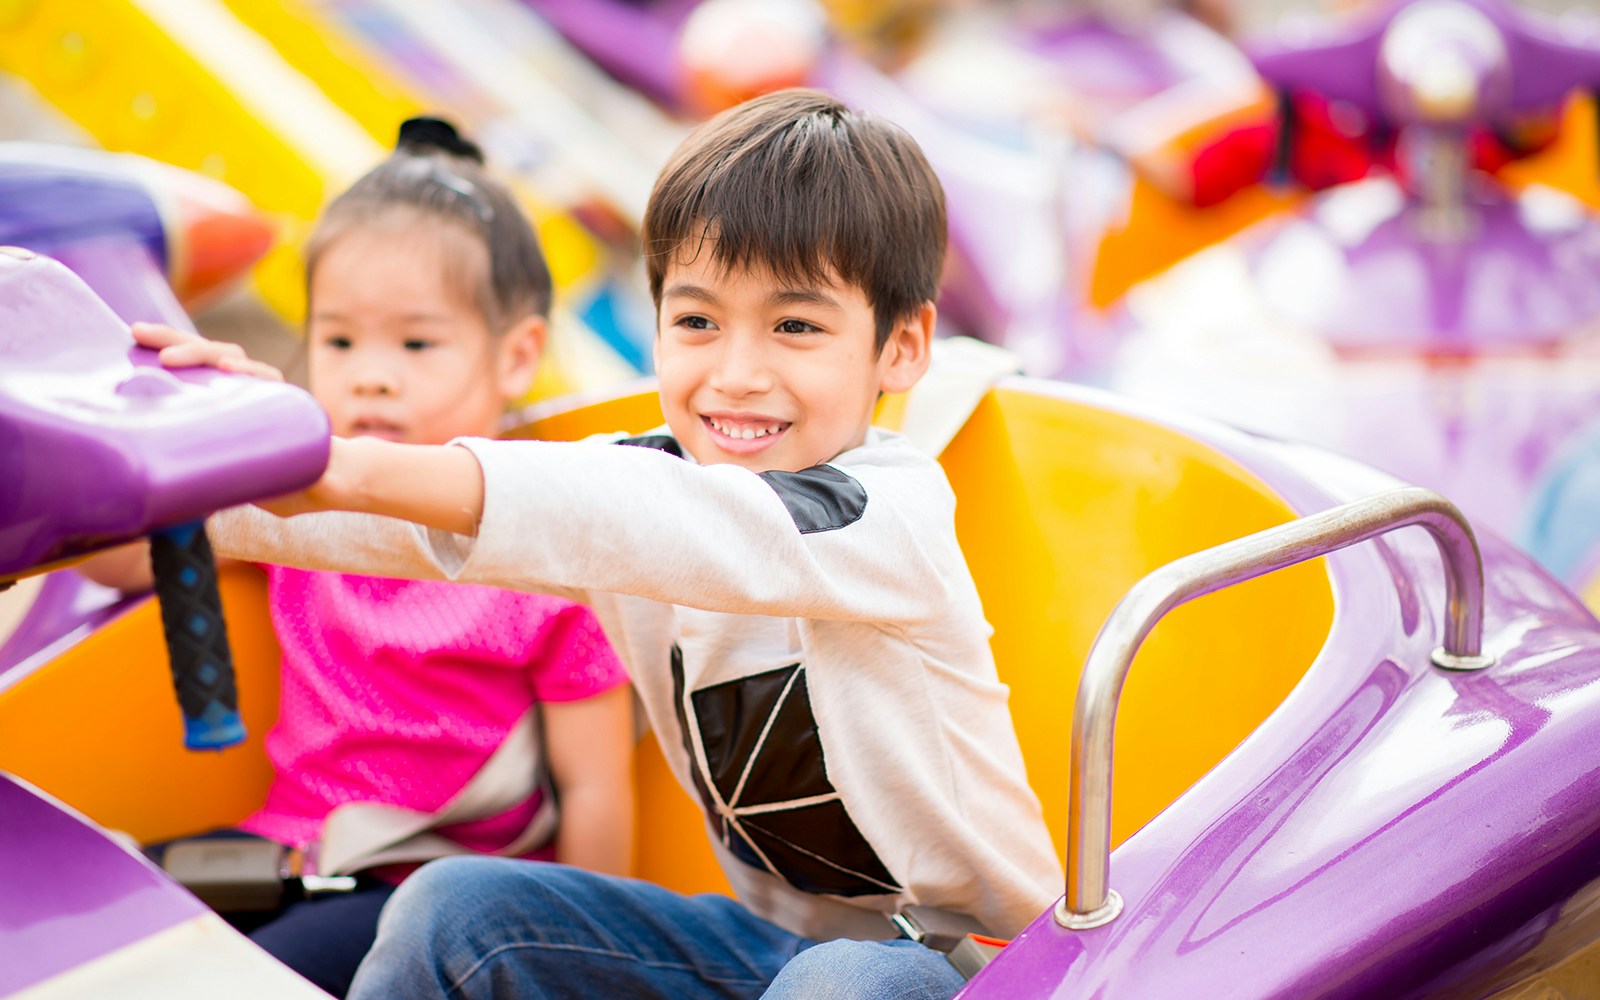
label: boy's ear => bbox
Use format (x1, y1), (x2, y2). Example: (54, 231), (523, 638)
(495, 314), (547, 400)
(877, 302), (936, 395)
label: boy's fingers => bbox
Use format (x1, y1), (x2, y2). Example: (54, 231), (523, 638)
(129, 321), (202, 349)
(216, 355), (286, 382)
(154, 341), (225, 368)
(132, 322), (285, 381)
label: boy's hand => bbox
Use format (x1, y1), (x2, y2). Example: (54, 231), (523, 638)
(253, 438), (356, 519)
(130, 322), (286, 382)
(131, 322), (324, 518)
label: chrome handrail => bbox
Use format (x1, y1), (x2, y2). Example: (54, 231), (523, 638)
(1055, 487), (1492, 930)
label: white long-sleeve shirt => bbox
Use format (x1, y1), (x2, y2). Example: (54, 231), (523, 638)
(210, 428), (1061, 940)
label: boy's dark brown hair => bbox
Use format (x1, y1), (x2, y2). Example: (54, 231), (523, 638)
(305, 117), (552, 335)
(643, 88), (947, 352)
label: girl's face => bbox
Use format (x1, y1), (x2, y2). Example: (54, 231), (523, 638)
(306, 221), (541, 445)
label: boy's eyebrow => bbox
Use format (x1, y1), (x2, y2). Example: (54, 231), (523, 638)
(767, 288), (842, 311)
(660, 283), (842, 311)
(661, 283), (719, 304)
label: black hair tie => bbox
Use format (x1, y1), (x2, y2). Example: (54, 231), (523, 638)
(397, 116), (485, 165)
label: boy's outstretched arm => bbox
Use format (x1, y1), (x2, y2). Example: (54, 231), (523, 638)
(302, 437), (486, 537)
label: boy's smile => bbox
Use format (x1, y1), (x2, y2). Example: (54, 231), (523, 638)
(703, 412), (793, 453)
(654, 254), (932, 473)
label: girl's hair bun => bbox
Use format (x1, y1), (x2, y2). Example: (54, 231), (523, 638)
(396, 116), (485, 165)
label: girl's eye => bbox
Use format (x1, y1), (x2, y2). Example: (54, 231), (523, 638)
(322, 335), (352, 350)
(403, 339), (434, 352)
(777, 319), (820, 335)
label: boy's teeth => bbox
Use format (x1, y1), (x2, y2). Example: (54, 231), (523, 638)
(711, 418), (780, 439)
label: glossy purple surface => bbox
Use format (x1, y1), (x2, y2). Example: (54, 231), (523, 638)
(0, 772), (205, 995)
(1250, 0), (1600, 125)
(0, 572), (133, 680)
(0, 250), (329, 579)
(53, 238), (194, 332)
(962, 382), (1600, 999)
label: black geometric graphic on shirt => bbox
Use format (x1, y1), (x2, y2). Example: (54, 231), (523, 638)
(670, 647), (901, 897)
(611, 434), (864, 536)
(615, 434), (685, 458)
(757, 466), (867, 534)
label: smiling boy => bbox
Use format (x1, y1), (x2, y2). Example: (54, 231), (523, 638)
(164, 89), (1060, 999)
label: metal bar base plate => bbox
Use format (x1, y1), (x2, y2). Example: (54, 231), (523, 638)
(1054, 890), (1123, 930)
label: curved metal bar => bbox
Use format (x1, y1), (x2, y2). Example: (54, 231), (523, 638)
(1058, 487), (1491, 928)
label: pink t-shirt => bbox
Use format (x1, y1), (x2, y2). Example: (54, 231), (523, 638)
(238, 566), (626, 861)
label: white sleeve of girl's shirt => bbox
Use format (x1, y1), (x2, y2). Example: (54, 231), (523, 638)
(421, 437), (959, 625)
(204, 503), (592, 603)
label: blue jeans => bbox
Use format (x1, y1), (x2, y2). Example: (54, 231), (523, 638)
(346, 857), (966, 1000)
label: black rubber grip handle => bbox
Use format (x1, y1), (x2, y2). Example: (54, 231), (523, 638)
(149, 523), (245, 750)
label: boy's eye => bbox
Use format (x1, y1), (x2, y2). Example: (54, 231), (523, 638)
(678, 315), (714, 331)
(322, 335), (352, 350)
(776, 319), (820, 335)
(403, 339), (435, 352)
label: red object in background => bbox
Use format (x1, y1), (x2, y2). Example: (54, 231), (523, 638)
(1285, 90), (1380, 191)
(1177, 90), (1375, 209)
(1189, 118), (1276, 207)
(158, 166), (276, 307)
(1182, 87), (1562, 208)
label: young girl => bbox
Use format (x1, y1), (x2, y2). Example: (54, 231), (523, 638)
(82, 118), (634, 997)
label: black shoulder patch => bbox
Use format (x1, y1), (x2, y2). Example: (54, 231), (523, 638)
(614, 434), (684, 458)
(757, 466), (867, 534)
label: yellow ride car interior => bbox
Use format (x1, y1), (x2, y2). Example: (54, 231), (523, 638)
(0, 383), (1332, 897)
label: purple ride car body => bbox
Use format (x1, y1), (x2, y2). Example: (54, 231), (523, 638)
(958, 384), (1600, 999)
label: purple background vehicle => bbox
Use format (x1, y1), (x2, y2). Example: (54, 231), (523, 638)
(1110, 0), (1600, 546)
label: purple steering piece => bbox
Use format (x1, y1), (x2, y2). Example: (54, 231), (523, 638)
(0, 248), (329, 580)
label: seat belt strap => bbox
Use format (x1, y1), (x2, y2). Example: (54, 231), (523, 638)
(315, 707), (556, 876)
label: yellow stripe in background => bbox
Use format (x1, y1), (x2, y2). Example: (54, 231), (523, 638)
(0, 0), (633, 399)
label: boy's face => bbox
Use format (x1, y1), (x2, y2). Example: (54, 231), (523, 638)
(654, 254), (932, 472)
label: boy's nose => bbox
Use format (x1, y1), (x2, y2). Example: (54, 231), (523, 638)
(708, 338), (775, 397)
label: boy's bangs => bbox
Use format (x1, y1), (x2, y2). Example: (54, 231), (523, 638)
(655, 132), (880, 299)
(644, 92), (946, 348)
